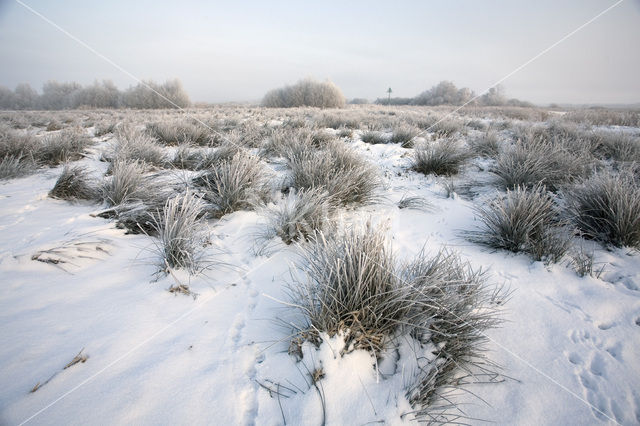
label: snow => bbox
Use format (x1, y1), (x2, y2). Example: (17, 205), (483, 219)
(1, 119), (639, 425)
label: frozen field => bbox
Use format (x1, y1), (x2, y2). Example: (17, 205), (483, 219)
(1, 105), (639, 425)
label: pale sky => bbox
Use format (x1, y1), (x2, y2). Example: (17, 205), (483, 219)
(1, 0), (639, 105)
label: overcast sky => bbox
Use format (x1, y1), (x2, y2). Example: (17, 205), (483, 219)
(1, 0), (639, 105)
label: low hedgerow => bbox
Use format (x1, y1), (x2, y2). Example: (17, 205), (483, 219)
(412, 139), (470, 176)
(564, 169), (640, 248)
(49, 165), (100, 201)
(287, 225), (503, 420)
(287, 141), (380, 207)
(193, 152), (271, 217)
(468, 185), (572, 262)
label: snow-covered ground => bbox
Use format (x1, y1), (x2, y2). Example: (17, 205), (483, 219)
(1, 115), (639, 425)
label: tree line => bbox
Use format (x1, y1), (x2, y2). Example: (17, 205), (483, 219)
(0, 79), (191, 110)
(375, 81), (533, 107)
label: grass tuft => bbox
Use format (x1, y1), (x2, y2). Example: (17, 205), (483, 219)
(412, 139), (470, 176)
(49, 165), (99, 201)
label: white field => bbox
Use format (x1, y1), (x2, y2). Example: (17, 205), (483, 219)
(1, 107), (639, 425)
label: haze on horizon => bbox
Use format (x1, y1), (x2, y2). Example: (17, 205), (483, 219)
(1, 0), (639, 106)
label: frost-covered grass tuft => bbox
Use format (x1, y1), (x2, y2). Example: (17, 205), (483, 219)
(102, 160), (152, 206)
(49, 165), (99, 201)
(491, 135), (592, 191)
(468, 185), (571, 262)
(110, 126), (167, 167)
(412, 139), (470, 176)
(361, 130), (387, 145)
(39, 129), (91, 166)
(152, 191), (208, 273)
(146, 120), (212, 146)
(390, 124), (419, 148)
(565, 169), (640, 248)
(288, 225), (503, 420)
(470, 128), (501, 158)
(287, 141), (380, 207)
(261, 188), (333, 244)
(193, 152), (271, 217)
(0, 155), (36, 180)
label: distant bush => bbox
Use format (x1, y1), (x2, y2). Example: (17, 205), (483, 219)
(413, 81), (475, 106)
(122, 79), (191, 109)
(565, 169), (640, 248)
(262, 79), (346, 108)
(412, 139), (470, 176)
(348, 98), (369, 105)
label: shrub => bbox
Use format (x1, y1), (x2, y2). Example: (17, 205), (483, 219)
(261, 188), (333, 244)
(468, 185), (571, 262)
(287, 141), (380, 207)
(412, 139), (470, 176)
(262, 78), (346, 108)
(193, 152), (271, 217)
(565, 169), (640, 248)
(152, 191), (208, 272)
(49, 165), (99, 201)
